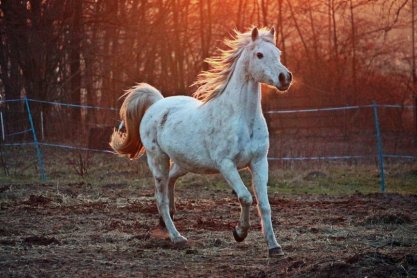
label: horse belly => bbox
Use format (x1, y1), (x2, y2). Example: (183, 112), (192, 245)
(234, 144), (254, 169)
(167, 145), (219, 174)
(158, 116), (219, 173)
(235, 154), (252, 169)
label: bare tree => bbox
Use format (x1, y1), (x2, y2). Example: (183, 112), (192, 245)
(199, 0), (212, 71)
(0, 0), (415, 139)
(69, 0), (83, 123)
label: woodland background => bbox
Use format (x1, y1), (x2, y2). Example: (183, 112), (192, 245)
(0, 0), (416, 143)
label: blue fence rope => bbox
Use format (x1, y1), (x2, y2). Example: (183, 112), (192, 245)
(0, 98), (116, 110)
(383, 154), (417, 160)
(27, 98), (117, 111)
(266, 104), (417, 114)
(2, 142), (35, 147)
(268, 155), (417, 161)
(378, 104), (417, 109)
(0, 99), (23, 104)
(6, 129), (32, 137)
(39, 142), (114, 154)
(268, 155), (371, 161)
(1, 142), (112, 154)
(266, 105), (373, 114)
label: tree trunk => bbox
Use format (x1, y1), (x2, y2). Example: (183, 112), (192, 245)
(261, 0), (268, 26)
(199, 0), (212, 72)
(69, 0), (82, 124)
(412, 0), (417, 138)
(277, 0), (286, 65)
(349, 0), (357, 104)
(286, 0), (309, 58)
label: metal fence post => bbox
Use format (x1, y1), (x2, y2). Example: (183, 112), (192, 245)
(0, 112), (5, 141)
(24, 97), (47, 181)
(372, 102), (385, 192)
(40, 111), (44, 141)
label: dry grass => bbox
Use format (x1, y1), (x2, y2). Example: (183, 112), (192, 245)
(2, 146), (416, 195)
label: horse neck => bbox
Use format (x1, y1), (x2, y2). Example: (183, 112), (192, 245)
(215, 57), (262, 122)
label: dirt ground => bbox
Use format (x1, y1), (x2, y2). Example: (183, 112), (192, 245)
(0, 181), (416, 277)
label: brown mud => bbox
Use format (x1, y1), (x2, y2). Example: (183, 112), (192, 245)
(0, 183), (416, 277)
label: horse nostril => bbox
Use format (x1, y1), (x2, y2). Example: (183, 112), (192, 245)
(288, 72), (293, 82)
(279, 73), (286, 84)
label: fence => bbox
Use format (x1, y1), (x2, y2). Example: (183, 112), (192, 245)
(1, 97), (416, 192)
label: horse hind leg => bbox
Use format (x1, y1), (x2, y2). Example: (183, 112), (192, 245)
(146, 150), (187, 245)
(158, 163), (187, 228)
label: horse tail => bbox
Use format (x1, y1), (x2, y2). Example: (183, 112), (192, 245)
(110, 83), (163, 159)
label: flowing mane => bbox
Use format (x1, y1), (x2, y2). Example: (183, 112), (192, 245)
(193, 27), (275, 103)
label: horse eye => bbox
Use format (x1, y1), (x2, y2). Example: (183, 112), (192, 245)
(256, 52), (264, 59)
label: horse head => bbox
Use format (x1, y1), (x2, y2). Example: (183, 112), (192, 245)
(246, 27), (292, 92)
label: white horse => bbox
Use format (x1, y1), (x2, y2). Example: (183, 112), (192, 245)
(110, 27), (292, 257)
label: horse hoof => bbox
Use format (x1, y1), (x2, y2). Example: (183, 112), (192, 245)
(233, 228), (246, 242)
(173, 236), (188, 248)
(268, 247), (285, 257)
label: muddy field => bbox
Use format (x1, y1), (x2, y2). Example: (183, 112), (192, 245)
(0, 181), (416, 277)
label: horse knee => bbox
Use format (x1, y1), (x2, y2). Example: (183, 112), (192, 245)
(239, 194), (253, 206)
(258, 204), (271, 216)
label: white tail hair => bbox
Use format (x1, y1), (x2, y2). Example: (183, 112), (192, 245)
(109, 83), (163, 159)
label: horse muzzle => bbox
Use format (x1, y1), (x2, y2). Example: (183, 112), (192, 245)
(276, 71), (292, 92)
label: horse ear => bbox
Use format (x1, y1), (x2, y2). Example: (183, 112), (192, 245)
(270, 27), (275, 36)
(251, 27), (259, 41)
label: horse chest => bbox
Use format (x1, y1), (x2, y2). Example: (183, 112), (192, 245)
(237, 132), (267, 166)
(216, 120), (268, 167)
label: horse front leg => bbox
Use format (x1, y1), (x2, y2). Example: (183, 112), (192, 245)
(250, 157), (284, 257)
(219, 159), (253, 242)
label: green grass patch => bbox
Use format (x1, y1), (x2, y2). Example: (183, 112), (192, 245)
(1, 146), (416, 195)
(268, 165), (417, 195)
